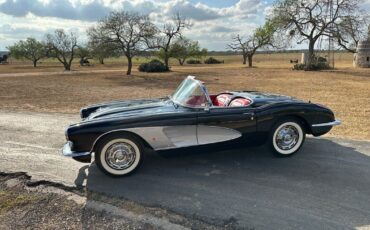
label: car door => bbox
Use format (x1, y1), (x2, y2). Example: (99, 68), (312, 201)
(196, 107), (256, 145)
(131, 107), (199, 150)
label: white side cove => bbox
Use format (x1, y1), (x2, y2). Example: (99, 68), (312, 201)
(126, 125), (241, 150)
(127, 126), (197, 150)
(197, 125), (241, 145)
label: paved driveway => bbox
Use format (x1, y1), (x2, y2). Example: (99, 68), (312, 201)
(1, 111), (369, 229)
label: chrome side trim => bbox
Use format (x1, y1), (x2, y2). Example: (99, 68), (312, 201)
(62, 141), (90, 157)
(90, 126), (197, 152)
(312, 120), (341, 127)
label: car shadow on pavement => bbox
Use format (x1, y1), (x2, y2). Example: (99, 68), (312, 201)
(82, 138), (370, 229)
(74, 165), (89, 188)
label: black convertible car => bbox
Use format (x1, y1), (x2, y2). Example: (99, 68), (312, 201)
(62, 76), (340, 176)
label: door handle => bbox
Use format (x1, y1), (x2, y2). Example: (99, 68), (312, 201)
(243, 112), (255, 120)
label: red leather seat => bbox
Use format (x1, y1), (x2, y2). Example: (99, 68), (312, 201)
(214, 94), (232, 106)
(186, 95), (207, 107)
(229, 98), (251, 107)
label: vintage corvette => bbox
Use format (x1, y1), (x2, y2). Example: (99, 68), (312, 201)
(62, 76), (340, 176)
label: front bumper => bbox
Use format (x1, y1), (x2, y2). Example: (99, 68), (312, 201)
(310, 119), (341, 136)
(312, 119), (341, 127)
(62, 141), (90, 157)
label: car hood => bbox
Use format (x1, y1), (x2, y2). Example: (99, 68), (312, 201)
(82, 98), (177, 121)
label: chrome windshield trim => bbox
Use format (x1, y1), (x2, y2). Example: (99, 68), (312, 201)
(312, 120), (341, 127)
(170, 75), (212, 109)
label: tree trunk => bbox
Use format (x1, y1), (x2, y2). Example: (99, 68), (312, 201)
(33, 60), (37, 68)
(178, 59), (185, 66)
(242, 54), (247, 65)
(99, 57), (104, 65)
(248, 55), (253, 68)
(68, 54), (74, 71)
(127, 57), (132, 75)
(64, 63), (71, 71)
(306, 40), (315, 70)
(164, 55), (170, 70)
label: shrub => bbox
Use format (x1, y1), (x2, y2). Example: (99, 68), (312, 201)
(311, 62), (330, 70)
(204, 57), (223, 64)
(138, 59), (169, 72)
(317, 56), (327, 63)
(293, 63), (330, 71)
(293, 63), (306, 70)
(186, 59), (202, 64)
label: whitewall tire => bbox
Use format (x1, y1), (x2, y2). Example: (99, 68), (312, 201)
(95, 135), (143, 177)
(270, 119), (305, 157)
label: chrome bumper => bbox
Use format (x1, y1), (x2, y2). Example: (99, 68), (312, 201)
(312, 120), (341, 127)
(62, 141), (90, 157)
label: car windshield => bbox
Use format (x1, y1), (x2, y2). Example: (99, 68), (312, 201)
(171, 77), (209, 108)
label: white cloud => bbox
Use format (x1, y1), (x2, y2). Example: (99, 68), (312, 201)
(162, 0), (222, 21)
(0, 0), (270, 50)
(0, 12), (93, 49)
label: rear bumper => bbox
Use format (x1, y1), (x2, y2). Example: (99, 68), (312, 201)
(62, 141), (90, 157)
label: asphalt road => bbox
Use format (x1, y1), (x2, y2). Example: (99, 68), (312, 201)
(1, 110), (369, 230)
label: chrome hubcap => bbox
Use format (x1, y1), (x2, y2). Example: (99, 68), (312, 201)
(275, 125), (299, 150)
(105, 142), (136, 170)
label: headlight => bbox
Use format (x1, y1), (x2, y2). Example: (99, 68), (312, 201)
(65, 128), (69, 141)
(80, 108), (85, 119)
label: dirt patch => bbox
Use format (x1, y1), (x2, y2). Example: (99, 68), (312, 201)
(0, 172), (238, 230)
(0, 56), (369, 140)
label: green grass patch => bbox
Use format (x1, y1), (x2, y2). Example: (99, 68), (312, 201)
(0, 190), (43, 215)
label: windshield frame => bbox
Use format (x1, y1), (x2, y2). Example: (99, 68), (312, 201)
(169, 76), (212, 109)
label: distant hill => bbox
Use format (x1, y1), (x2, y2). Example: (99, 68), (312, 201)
(135, 50), (352, 57)
(207, 49), (350, 56)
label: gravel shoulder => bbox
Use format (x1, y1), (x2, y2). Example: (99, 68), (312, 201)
(0, 172), (222, 230)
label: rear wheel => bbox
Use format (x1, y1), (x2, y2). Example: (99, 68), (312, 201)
(270, 118), (305, 157)
(95, 134), (143, 177)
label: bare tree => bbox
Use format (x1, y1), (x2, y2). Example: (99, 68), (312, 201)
(45, 29), (78, 71)
(333, 16), (369, 53)
(166, 37), (207, 65)
(7, 38), (47, 67)
(76, 45), (92, 66)
(271, 0), (362, 69)
(228, 21), (277, 67)
(228, 35), (249, 65)
(147, 13), (190, 69)
(88, 11), (156, 75)
(88, 40), (119, 65)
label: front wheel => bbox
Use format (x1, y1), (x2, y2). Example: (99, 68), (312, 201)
(270, 119), (306, 157)
(95, 134), (143, 177)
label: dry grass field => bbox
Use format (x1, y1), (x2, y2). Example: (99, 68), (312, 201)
(0, 52), (369, 140)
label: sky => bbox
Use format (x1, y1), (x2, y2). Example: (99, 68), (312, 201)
(0, 0), (368, 51)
